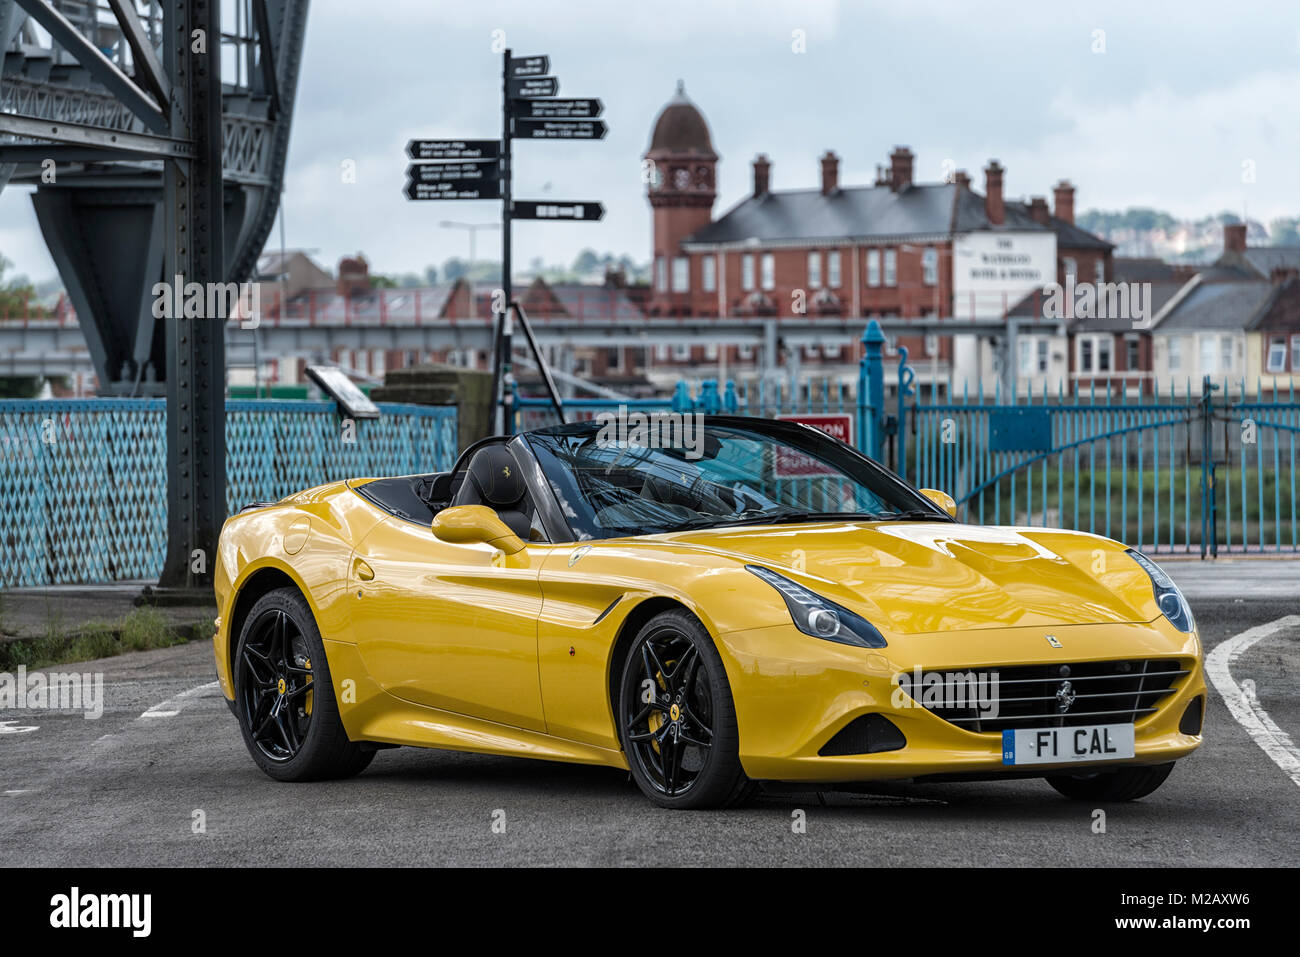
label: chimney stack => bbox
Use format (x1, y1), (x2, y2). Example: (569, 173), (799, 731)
(1224, 222), (1247, 254)
(1053, 180), (1075, 225)
(752, 154), (771, 198)
(954, 169), (971, 189)
(889, 146), (914, 192)
(820, 150), (839, 195)
(1270, 266), (1298, 284)
(984, 161), (1005, 226)
(1028, 196), (1050, 226)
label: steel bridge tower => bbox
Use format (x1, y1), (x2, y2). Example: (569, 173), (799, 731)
(0, 0), (308, 591)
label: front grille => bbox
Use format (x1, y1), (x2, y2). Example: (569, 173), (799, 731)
(909, 659), (1190, 734)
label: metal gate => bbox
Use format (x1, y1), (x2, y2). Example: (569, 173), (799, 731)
(906, 377), (1300, 556)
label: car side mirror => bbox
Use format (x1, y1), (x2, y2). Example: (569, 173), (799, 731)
(431, 504), (526, 554)
(919, 488), (957, 518)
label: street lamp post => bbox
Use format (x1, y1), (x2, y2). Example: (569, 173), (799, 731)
(439, 221), (500, 327)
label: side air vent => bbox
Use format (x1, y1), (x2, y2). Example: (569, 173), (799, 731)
(818, 714), (906, 756)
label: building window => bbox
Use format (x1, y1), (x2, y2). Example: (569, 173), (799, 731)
(1292, 334), (1300, 371)
(702, 255), (716, 292)
(673, 342), (691, 361)
(828, 250), (842, 288)
(607, 348), (622, 371)
(704, 343), (719, 361)
(824, 343), (842, 358)
(655, 344), (670, 361)
(1095, 258), (1106, 284)
(1037, 338), (1049, 372)
(1080, 338), (1093, 372)
(883, 249), (897, 286)
(741, 254), (755, 291)
(1018, 338), (1034, 376)
(924, 333), (938, 357)
(1267, 337), (1287, 373)
(671, 257), (689, 293)
(1168, 337), (1182, 372)
(1064, 257), (1078, 280)
(1200, 337), (1216, 374)
(867, 250), (881, 287)
(1126, 338), (1140, 370)
(1098, 336), (1111, 372)
(737, 343), (754, 360)
(922, 248), (938, 286)
(760, 253), (775, 290)
(807, 251), (821, 288)
(1220, 336), (1233, 373)
(655, 257), (667, 292)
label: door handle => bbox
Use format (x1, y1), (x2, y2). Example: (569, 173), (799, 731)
(354, 559), (375, 582)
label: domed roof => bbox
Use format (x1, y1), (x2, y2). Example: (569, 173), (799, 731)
(646, 80), (716, 158)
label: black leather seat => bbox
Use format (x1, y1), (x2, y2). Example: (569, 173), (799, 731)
(449, 445), (533, 539)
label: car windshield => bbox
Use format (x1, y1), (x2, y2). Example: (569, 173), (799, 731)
(524, 418), (949, 540)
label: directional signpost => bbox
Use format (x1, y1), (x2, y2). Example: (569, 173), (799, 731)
(513, 201), (605, 221)
(514, 118), (608, 140)
(516, 98), (603, 119)
(406, 139), (499, 161)
(403, 49), (608, 432)
(508, 76), (559, 98)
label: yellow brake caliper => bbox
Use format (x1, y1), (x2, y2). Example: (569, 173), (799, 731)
(646, 659), (675, 754)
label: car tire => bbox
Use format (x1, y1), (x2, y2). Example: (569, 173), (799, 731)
(233, 586), (374, 782)
(617, 608), (756, 810)
(1046, 762), (1175, 801)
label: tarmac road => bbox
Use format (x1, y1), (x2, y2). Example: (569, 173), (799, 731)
(1, 587), (1298, 867)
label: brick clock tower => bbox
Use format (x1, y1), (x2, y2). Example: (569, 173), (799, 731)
(645, 81), (717, 314)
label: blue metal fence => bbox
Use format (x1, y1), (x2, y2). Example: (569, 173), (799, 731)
(0, 399), (458, 587)
(514, 319), (1299, 556)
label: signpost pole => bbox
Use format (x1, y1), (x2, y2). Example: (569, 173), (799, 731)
(499, 46), (514, 434)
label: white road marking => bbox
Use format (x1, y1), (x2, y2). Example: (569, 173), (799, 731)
(139, 680), (220, 719)
(0, 720), (38, 734)
(1206, 615), (1300, 789)
(4, 789), (33, 796)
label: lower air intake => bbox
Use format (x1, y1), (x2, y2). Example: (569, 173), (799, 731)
(818, 713), (907, 756)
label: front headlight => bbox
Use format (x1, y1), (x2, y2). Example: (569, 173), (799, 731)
(1126, 549), (1195, 633)
(745, 565), (887, 648)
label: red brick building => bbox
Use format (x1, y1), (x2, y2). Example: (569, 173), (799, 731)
(642, 82), (1113, 388)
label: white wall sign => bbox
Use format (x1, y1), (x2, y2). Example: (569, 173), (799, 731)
(952, 231), (1057, 319)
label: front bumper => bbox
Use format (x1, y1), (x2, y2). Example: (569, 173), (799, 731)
(714, 618), (1205, 783)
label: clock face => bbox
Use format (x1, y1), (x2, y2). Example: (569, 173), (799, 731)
(694, 165), (712, 188)
(672, 167), (691, 190)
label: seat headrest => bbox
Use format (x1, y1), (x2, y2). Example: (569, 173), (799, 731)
(465, 445), (527, 506)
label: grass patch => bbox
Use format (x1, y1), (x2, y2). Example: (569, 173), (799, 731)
(0, 606), (211, 670)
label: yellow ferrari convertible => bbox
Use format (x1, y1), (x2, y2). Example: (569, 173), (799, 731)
(212, 416), (1204, 808)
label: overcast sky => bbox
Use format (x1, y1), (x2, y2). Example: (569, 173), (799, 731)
(2, 0), (1299, 284)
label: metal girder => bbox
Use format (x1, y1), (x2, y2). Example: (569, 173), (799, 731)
(159, 0), (225, 592)
(12, 0), (167, 132)
(106, 0), (170, 107)
(0, 110), (193, 156)
(0, 144), (168, 162)
(250, 0), (280, 118)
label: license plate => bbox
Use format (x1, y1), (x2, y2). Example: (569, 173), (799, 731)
(1001, 724), (1135, 766)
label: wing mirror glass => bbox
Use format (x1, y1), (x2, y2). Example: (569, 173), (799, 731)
(918, 488), (957, 518)
(431, 505), (526, 554)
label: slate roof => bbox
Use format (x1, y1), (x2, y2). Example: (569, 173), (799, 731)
(684, 182), (1112, 250)
(1154, 280), (1277, 332)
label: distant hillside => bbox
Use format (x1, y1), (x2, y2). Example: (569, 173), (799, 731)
(1077, 209), (1300, 263)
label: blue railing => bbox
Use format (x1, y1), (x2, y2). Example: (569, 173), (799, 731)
(0, 399), (457, 587)
(513, 317), (1300, 556)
